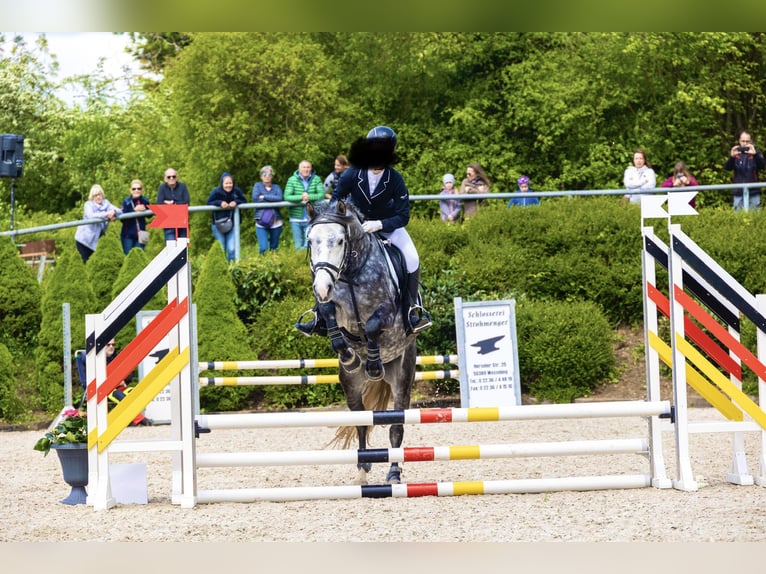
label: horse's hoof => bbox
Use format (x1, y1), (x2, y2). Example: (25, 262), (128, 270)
(385, 471), (401, 484)
(354, 468), (369, 485)
(365, 361), (384, 381)
(341, 351), (362, 374)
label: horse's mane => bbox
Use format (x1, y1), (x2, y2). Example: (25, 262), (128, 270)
(311, 199), (367, 243)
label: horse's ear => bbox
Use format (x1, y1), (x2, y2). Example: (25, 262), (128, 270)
(337, 200), (346, 216)
(307, 202), (317, 221)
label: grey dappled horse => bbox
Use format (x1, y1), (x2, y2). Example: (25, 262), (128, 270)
(307, 200), (417, 485)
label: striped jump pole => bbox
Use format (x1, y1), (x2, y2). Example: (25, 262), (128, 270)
(196, 438), (649, 468)
(198, 354), (458, 372)
(196, 474), (652, 503)
(196, 400), (671, 431)
(198, 369), (459, 387)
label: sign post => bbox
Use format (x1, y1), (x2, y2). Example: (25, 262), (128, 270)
(454, 297), (521, 407)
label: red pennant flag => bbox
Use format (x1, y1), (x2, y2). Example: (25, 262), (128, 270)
(148, 204), (188, 230)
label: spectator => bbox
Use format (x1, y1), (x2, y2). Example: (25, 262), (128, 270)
(296, 125), (431, 335)
(252, 165), (284, 255)
(439, 173), (462, 222)
(507, 175), (540, 207)
(206, 172), (246, 262)
(323, 154), (350, 201)
(660, 161), (698, 208)
(623, 148), (656, 204)
(156, 167), (190, 240)
(459, 162), (491, 218)
(105, 339), (151, 426)
(74, 184), (122, 263)
(284, 160), (325, 250)
(119, 179), (152, 255)
(724, 130), (765, 211)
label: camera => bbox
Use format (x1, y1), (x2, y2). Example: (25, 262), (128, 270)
(676, 174), (684, 180)
(739, 146), (750, 153)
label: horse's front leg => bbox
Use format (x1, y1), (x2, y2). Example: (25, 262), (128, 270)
(364, 308), (386, 380)
(355, 425), (371, 485)
(386, 342), (417, 485)
(320, 302), (361, 373)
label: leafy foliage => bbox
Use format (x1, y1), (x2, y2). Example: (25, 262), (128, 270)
(35, 248), (94, 411)
(516, 299), (616, 402)
(0, 236), (41, 348)
(86, 231), (125, 305)
(194, 242), (253, 412)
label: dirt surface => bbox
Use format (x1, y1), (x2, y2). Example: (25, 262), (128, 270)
(4, 325), (765, 543)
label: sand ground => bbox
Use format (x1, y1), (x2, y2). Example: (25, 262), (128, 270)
(2, 406), (765, 543)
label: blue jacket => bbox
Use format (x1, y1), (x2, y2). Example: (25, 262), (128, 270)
(252, 181), (283, 223)
(120, 195), (151, 239)
(332, 167), (409, 232)
(507, 189), (540, 207)
(206, 173), (246, 224)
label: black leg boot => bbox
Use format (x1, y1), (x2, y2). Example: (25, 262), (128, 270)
(295, 303), (329, 337)
(406, 268), (432, 334)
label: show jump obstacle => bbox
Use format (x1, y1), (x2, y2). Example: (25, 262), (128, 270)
(83, 193), (766, 509)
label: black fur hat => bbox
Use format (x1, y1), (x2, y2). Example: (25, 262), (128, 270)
(348, 136), (399, 168)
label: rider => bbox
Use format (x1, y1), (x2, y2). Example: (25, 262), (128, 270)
(295, 125), (432, 336)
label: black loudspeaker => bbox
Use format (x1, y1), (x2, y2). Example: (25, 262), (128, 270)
(0, 133), (24, 178)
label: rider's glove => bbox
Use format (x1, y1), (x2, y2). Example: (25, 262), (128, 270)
(362, 220), (383, 234)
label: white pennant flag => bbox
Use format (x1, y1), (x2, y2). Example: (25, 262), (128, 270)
(640, 194), (668, 219)
(667, 191), (698, 216)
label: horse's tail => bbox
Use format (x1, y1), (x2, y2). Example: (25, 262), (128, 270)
(330, 379), (392, 449)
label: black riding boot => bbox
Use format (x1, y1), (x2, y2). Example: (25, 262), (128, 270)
(295, 304), (328, 337)
(406, 268), (432, 334)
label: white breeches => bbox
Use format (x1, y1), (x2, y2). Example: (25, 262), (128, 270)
(380, 227), (419, 272)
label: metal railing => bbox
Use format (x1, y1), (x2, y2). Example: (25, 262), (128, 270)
(1, 182), (761, 262)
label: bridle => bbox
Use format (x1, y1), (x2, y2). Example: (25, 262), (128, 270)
(307, 210), (374, 342)
(308, 212), (369, 284)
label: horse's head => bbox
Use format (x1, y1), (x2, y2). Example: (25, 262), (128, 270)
(306, 200), (365, 303)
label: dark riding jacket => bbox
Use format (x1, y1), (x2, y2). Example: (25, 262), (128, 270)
(332, 167), (410, 233)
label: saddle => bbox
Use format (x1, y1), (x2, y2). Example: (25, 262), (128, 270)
(374, 235), (409, 324)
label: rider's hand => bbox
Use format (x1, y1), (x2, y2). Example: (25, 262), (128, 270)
(362, 220), (383, 234)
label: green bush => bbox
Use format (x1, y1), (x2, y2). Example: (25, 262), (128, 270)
(0, 342), (27, 422)
(456, 198), (644, 325)
(516, 298), (616, 403)
(195, 242), (254, 412)
(230, 247), (312, 325)
(87, 231), (125, 304)
(249, 295), (345, 409)
(35, 248), (95, 411)
(0, 237), (42, 350)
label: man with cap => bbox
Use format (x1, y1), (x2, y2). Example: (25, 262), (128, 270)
(439, 173), (462, 222)
(507, 175), (540, 207)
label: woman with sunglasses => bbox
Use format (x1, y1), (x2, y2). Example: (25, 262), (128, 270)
(120, 179), (152, 254)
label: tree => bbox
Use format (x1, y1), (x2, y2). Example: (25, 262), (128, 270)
(35, 247), (94, 411)
(194, 242), (252, 411)
(0, 236), (41, 349)
(86, 231), (125, 304)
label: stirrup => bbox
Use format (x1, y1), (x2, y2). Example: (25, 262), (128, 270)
(408, 305), (432, 334)
(295, 309), (318, 337)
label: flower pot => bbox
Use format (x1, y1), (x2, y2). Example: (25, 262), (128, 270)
(51, 443), (88, 505)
